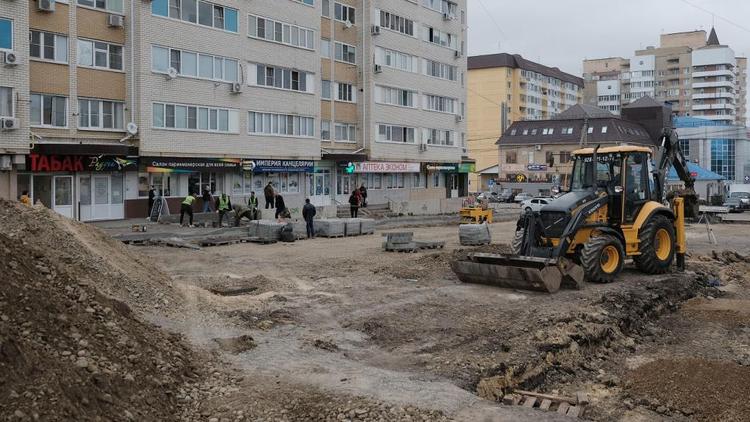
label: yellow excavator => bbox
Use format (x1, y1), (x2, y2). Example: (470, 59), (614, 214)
(452, 123), (696, 293)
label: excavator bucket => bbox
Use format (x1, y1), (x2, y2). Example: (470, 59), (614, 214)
(451, 253), (584, 293)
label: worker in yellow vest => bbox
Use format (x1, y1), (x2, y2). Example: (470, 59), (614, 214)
(180, 193), (197, 227)
(215, 192), (232, 227)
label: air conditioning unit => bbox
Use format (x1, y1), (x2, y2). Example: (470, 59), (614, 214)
(535, 144), (542, 151)
(442, 13), (454, 21)
(371, 25), (381, 35)
(344, 20), (353, 29)
(230, 82), (242, 94)
(2, 51), (18, 66)
(165, 67), (178, 80)
(1, 117), (18, 131)
(107, 14), (124, 28)
(418, 143), (428, 152)
(374, 64), (382, 74)
(454, 50), (462, 59)
(455, 114), (463, 123)
(37, 0), (55, 12)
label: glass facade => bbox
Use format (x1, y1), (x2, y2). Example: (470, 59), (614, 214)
(710, 139), (735, 181)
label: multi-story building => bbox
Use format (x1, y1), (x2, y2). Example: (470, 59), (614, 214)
(674, 116), (749, 184)
(583, 28), (748, 126)
(467, 53), (583, 191)
(0, 0), (469, 221)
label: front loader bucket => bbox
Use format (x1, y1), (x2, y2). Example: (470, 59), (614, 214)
(451, 253), (583, 293)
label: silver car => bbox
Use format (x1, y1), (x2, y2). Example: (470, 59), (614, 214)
(513, 192), (533, 203)
(520, 197), (553, 213)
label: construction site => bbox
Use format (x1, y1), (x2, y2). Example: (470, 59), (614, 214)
(1, 193), (749, 421)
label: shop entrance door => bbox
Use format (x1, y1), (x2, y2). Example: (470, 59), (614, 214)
(53, 176), (74, 218)
(78, 174), (125, 221)
(447, 174), (459, 198)
(33, 175), (52, 208)
(336, 172), (354, 204)
(308, 170), (331, 206)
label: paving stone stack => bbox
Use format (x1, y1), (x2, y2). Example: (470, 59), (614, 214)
(382, 232), (415, 251)
(248, 220), (286, 241)
(360, 218), (375, 235)
(459, 223), (492, 246)
(292, 220), (308, 239)
(315, 219), (346, 237)
(343, 218), (362, 236)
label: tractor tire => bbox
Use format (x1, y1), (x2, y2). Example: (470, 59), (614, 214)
(510, 229), (525, 254)
(580, 235), (624, 283)
(634, 214), (675, 274)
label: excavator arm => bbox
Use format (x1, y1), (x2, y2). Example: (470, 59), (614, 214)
(653, 128), (698, 219)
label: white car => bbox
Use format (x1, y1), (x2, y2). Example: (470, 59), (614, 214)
(520, 197), (553, 213)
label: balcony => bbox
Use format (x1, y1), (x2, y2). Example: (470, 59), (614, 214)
(693, 69), (734, 78)
(692, 81), (734, 89)
(693, 114), (735, 122)
(692, 103), (735, 111)
(692, 92), (734, 100)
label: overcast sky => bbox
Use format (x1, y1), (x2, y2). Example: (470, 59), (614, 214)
(467, 0), (750, 116)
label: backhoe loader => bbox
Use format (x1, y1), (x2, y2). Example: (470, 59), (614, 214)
(451, 126), (696, 293)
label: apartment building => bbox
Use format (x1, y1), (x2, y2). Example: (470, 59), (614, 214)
(467, 53), (583, 191)
(0, 0), (468, 220)
(674, 116), (749, 185)
(583, 28), (748, 126)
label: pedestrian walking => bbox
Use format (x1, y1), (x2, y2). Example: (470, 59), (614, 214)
(359, 184), (368, 208)
(275, 193), (289, 220)
(202, 186), (213, 213)
(264, 182), (275, 209)
(348, 191), (360, 218)
(215, 192), (232, 227)
(180, 193), (197, 227)
(247, 191), (260, 220)
(302, 198), (316, 238)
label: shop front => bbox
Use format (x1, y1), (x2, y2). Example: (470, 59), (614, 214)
(498, 163), (564, 196)
(18, 148), (138, 221)
(425, 162), (473, 199)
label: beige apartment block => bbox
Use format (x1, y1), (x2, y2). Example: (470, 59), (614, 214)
(467, 53), (583, 191)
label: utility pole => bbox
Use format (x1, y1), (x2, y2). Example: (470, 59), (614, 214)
(579, 117), (589, 147)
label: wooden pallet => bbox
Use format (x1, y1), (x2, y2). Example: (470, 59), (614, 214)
(317, 234), (346, 238)
(383, 242), (419, 253)
(414, 240), (445, 250)
(199, 239), (241, 247)
(503, 390), (587, 418)
(461, 241), (491, 246)
(245, 237), (278, 244)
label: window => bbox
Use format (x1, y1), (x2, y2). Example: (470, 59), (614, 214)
(248, 15), (315, 50)
(423, 25), (457, 49)
(248, 111), (314, 137)
(0, 18), (12, 50)
(293, 0), (314, 5)
(561, 127), (573, 135)
(423, 59), (457, 81)
(321, 0), (330, 16)
(559, 151), (571, 164)
(252, 64), (310, 93)
(377, 124), (416, 143)
(334, 3), (355, 24)
(29, 31), (68, 63)
(334, 41), (356, 63)
(321, 80), (331, 99)
(77, 39), (123, 71)
(320, 39), (331, 58)
(601, 126), (608, 133)
(152, 45), (239, 82)
(375, 47), (417, 73)
(376, 85), (416, 108)
(385, 173), (405, 189)
(379, 10), (413, 36)
(424, 128), (454, 146)
(0, 87), (12, 117)
(334, 122), (356, 142)
(423, 0), (457, 15)
(337, 83), (354, 102)
(505, 151), (517, 164)
(412, 172), (423, 188)
(424, 94), (456, 113)
(152, 0), (238, 32)
(30, 94), (67, 128)
(77, 0), (124, 13)
(78, 99), (124, 130)
(321, 120), (331, 140)
(153, 102), (239, 133)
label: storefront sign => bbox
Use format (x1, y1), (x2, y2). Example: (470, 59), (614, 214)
(425, 163), (459, 172)
(501, 164), (527, 172)
(244, 159), (314, 173)
(143, 157), (241, 173)
(458, 163), (476, 173)
(527, 164), (548, 171)
(506, 173), (527, 183)
(27, 154), (137, 172)
(353, 162), (421, 173)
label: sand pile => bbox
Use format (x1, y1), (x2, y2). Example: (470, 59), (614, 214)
(0, 200), (200, 420)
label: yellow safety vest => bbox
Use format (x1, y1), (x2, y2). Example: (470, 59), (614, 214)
(218, 195), (230, 211)
(182, 195), (196, 206)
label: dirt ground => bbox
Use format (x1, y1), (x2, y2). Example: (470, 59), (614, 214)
(127, 219), (749, 421)
(3, 199), (749, 421)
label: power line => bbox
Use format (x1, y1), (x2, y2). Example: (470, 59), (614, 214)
(475, 0), (507, 40)
(676, 0), (750, 34)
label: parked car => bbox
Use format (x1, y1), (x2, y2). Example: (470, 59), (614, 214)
(513, 192), (533, 203)
(496, 189), (515, 203)
(723, 192), (749, 213)
(476, 191), (502, 203)
(520, 197), (553, 213)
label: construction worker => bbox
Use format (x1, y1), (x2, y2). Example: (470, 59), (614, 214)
(19, 191), (31, 206)
(180, 193), (197, 227)
(215, 192), (232, 227)
(248, 191), (259, 220)
(232, 204), (255, 227)
(264, 181), (275, 209)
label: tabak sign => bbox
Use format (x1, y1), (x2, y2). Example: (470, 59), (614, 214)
(27, 154), (137, 172)
(354, 162), (421, 173)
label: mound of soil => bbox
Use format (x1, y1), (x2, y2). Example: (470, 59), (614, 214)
(625, 358), (750, 421)
(0, 200), (201, 420)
